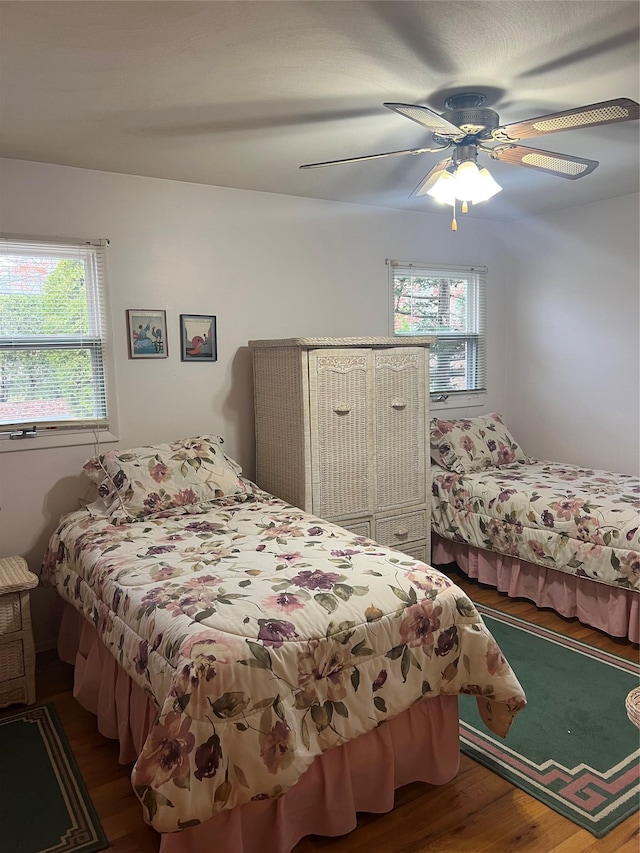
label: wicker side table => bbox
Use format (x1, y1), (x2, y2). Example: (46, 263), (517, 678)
(0, 556), (38, 708)
(626, 686), (640, 729)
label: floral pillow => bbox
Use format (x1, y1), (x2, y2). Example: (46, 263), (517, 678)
(430, 413), (530, 473)
(83, 435), (247, 524)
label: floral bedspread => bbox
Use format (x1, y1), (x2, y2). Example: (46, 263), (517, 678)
(432, 462), (640, 590)
(42, 484), (526, 833)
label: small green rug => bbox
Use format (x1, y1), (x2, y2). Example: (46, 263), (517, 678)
(0, 702), (109, 853)
(459, 605), (640, 837)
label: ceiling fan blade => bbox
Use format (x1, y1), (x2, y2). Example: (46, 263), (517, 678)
(492, 98), (639, 141)
(384, 103), (465, 139)
(299, 145), (444, 169)
(490, 144), (599, 179)
(412, 157), (453, 197)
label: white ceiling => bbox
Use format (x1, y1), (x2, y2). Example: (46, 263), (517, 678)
(1, 1), (638, 221)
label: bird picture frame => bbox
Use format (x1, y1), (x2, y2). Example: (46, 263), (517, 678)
(180, 314), (217, 362)
(126, 309), (168, 359)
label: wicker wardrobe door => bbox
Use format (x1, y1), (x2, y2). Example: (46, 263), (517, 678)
(374, 348), (426, 512)
(308, 349), (374, 520)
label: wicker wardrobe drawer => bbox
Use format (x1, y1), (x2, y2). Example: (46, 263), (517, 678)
(0, 640), (25, 681)
(375, 511), (426, 547)
(339, 518), (372, 539)
(0, 593), (21, 635)
(398, 544), (427, 563)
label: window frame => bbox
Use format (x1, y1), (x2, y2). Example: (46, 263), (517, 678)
(388, 259), (487, 410)
(0, 234), (119, 452)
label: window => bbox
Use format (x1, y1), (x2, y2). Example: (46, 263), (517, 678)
(0, 235), (116, 448)
(389, 260), (486, 402)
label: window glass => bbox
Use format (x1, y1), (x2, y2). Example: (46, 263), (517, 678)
(390, 263), (486, 397)
(0, 237), (113, 444)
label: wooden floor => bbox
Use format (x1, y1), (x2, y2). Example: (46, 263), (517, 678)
(28, 570), (640, 853)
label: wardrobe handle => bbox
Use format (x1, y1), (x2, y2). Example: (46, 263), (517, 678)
(391, 399), (407, 410)
(394, 527), (409, 538)
(333, 403), (351, 414)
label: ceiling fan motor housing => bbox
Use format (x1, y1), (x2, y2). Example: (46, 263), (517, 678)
(435, 92), (501, 140)
(439, 107), (500, 139)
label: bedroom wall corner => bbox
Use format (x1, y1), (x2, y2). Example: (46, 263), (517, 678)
(502, 193), (640, 475)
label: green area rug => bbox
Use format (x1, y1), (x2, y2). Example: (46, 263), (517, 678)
(0, 702), (109, 853)
(459, 605), (640, 837)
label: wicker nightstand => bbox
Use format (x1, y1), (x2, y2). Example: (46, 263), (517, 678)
(0, 556), (38, 708)
(626, 687), (640, 729)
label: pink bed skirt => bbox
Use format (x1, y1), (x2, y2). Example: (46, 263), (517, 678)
(431, 533), (640, 644)
(58, 604), (461, 853)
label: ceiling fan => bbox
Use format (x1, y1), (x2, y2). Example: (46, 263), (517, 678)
(300, 93), (640, 228)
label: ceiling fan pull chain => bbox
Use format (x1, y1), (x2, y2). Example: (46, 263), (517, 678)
(462, 200), (469, 214)
(451, 199), (458, 232)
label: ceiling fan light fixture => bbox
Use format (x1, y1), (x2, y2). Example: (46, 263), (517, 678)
(425, 160), (502, 222)
(453, 161), (502, 204)
(475, 167), (503, 202)
(426, 169), (457, 205)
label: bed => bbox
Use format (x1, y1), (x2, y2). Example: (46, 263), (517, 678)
(41, 434), (526, 853)
(429, 413), (640, 643)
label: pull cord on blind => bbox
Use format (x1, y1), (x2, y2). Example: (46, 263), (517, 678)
(0, 235), (110, 436)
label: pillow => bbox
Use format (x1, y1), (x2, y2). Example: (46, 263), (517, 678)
(430, 413), (529, 473)
(83, 435), (245, 524)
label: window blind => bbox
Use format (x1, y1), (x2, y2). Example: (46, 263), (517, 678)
(389, 260), (487, 397)
(0, 235), (110, 434)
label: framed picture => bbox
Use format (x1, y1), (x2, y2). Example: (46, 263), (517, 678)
(126, 309), (168, 358)
(180, 314), (217, 362)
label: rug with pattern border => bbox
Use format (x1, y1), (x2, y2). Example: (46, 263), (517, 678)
(459, 604), (640, 838)
(0, 701), (109, 853)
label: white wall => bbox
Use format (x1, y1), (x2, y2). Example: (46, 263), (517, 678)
(0, 158), (509, 648)
(503, 193), (640, 474)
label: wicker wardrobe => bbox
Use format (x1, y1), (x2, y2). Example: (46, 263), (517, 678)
(249, 337), (434, 560)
